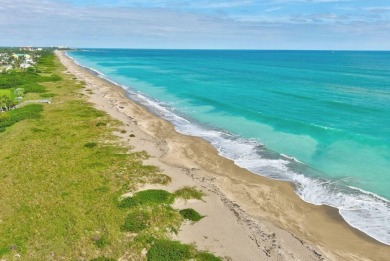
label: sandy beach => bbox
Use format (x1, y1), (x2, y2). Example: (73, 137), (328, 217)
(56, 50), (390, 260)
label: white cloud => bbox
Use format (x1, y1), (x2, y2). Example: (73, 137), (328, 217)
(0, 0), (389, 49)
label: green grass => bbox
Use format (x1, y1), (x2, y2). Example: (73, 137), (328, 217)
(118, 189), (174, 208)
(147, 240), (192, 261)
(84, 142), (98, 148)
(19, 82), (47, 93)
(121, 209), (151, 232)
(121, 205), (182, 235)
(0, 52), (220, 261)
(196, 252), (223, 261)
(39, 92), (56, 98)
(90, 257), (116, 261)
(0, 89), (11, 98)
(0, 104), (43, 132)
(179, 208), (204, 222)
(0, 54), (170, 259)
(118, 187), (204, 209)
(96, 122), (107, 127)
(174, 186), (205, 201)
(92, 234), (109, 249)
(147, 239), (222, 261)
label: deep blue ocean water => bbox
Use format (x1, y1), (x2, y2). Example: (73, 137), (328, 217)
(67, 49), (390, 245)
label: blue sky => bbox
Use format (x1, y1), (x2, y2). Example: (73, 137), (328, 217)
(1, 0), (389, 49)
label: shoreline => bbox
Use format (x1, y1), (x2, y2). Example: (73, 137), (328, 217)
(56, 51), (390, 260)
(65, 50), (390, 247)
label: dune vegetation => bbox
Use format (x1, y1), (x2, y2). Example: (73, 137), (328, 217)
(0, 52), (220, 260)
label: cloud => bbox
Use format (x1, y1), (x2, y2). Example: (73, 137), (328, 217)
(0, 0), (389, 49)
(364, 6), (390, 13)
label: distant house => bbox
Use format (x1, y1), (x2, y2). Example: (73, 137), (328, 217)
(19, 46), (33, 51)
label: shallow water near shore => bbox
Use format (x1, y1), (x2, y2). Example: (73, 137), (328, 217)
(67, 49), (390, 245)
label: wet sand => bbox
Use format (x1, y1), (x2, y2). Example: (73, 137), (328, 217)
(56, 50), (390, 260)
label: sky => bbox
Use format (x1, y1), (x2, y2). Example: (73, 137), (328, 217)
(0, 0), (389, 50)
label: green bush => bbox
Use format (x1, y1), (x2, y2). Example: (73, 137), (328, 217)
(118, 190), (174, 208)
(179, 208), (204, 222)
(121, 209), (150, 233)
(147, 240), (192, 261)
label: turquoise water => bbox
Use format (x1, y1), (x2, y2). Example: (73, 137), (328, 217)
(67, 49), (390, 244)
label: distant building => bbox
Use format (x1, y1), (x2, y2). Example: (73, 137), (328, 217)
(19, 46), (33, 51)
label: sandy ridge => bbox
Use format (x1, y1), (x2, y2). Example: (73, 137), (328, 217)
(56, 50), (389, 261)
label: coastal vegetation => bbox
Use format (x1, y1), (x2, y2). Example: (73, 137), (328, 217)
(0, 51), (220, 260)
(147, 239), (221, 261)
(179, 208), (204, 222)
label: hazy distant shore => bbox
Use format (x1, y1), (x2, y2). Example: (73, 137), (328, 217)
(57, 50), (390, 260)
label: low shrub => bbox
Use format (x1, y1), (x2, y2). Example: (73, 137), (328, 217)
(174, 187), (204, 201)
(118, 190), (174, 208)
(121, 209), (150, 233)
(147, 240), (192, 261)
(179, 208), (204, 222)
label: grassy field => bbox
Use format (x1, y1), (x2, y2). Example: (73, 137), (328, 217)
(0, 89), (11, 98)
(0, 54), (220, 260)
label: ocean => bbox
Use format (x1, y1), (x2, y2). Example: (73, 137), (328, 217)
(67, 49), (390, 245)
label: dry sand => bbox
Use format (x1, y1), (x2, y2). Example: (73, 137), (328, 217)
(56, 51), (390, 261)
